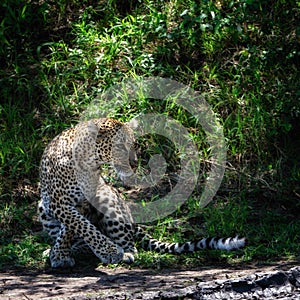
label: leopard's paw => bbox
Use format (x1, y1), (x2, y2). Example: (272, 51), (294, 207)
(98, 245), (124, 264)
(50, 249), (75, 268)
(122, 252), (135, 264)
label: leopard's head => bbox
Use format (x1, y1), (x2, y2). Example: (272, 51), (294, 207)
(95, 118), (137, 180)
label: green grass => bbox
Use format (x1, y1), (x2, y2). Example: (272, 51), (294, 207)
(0, 0), (299, 270)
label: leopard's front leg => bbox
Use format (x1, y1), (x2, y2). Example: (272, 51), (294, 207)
(49, 224), (75, 268)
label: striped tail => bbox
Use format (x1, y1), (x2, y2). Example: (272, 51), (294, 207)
(135, 226), (246, 254)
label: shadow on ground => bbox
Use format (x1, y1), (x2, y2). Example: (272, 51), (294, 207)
(1, 261), (299, 299)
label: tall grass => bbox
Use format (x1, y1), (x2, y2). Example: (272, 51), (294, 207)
(0, 0), (299, 268)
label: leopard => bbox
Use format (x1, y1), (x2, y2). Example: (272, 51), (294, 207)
(38, 118), (246, 268)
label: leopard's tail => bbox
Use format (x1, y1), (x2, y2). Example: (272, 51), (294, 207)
(134, 226), (246, 254)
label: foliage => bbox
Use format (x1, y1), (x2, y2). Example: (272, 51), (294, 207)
(0, 0), (299, 269)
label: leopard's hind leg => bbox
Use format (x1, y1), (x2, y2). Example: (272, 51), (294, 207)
(50, 198), (124, 266)
(89, 186), (138, 264)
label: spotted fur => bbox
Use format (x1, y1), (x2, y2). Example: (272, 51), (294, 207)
(38, 118), (246, 268)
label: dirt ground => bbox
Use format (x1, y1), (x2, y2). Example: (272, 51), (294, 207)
(1, 261), (299, 299)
